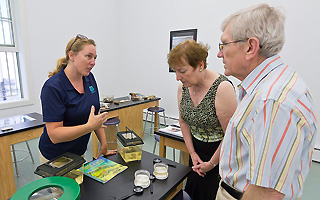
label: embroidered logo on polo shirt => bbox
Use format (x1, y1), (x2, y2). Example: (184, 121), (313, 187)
(89, 86), (96, 94)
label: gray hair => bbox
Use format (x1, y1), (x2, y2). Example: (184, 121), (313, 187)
(221, 3), (285, 58)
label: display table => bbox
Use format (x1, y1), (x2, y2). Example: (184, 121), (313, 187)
(0, 112), (44, 200)
(80, 150), (191, 200)
(156, 129), (189, 166)
(92, 96), (161, 157)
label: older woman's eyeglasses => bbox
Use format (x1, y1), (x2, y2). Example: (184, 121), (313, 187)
(70, 34), (88, 49)
(218, 40), (246, 51)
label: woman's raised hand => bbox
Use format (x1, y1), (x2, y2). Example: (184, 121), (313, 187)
(87, 105), (108, 130)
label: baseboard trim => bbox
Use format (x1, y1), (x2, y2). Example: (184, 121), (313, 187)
(143, 111), (178, 126)
(313, 147), (320, 162)
(313, 160), (320, 164)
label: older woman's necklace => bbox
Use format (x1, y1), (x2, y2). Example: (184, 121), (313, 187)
(192, 88), (197, 95)
(191, 85), (202, 96)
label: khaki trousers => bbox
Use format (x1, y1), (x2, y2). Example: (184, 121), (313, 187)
(39, 150), (49, 164)
(38, 150), (85, 164)
(215, 181), (237, 200)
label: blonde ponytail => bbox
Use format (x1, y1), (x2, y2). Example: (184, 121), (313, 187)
(48, 57), (68, 77)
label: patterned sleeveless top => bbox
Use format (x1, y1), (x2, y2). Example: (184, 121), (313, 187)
(180, 75), (232, 142)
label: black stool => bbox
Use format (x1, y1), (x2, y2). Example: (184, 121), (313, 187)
(11, 141), (35, 177)
(104, 117), (120, 132)
(143, 107), (176, 160)
(103, 117), (120, 149)
(143, 106), (167, 135)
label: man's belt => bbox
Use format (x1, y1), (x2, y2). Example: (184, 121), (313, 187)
(221, 180), (243, 200)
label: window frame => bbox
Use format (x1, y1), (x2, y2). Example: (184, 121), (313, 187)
(0, 0), (33, 110)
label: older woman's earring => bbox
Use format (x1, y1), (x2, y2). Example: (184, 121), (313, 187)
(200, 69), (202, 72)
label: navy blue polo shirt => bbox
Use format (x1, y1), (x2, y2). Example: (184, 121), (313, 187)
(39, 66), (100, 160)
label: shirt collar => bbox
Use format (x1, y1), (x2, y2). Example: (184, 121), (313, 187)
(58, 66), (90, 91)
(239, 54), (283, 96)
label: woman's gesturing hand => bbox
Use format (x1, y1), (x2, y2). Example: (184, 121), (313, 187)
(87, 106), (108, 130)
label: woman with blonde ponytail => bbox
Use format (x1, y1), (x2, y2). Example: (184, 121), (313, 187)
(48, 57), (67, 77)
(39, 34), (116, 162)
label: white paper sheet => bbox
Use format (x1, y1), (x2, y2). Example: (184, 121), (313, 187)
(159, 124), (183, 138)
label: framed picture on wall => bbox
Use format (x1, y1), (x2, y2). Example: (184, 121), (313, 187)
(169, 29), (197, 72)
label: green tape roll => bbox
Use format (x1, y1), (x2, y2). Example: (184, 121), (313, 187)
(11, 176), (80, 200)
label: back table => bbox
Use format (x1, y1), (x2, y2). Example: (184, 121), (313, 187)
(0, 112), (44, 200)
(92, 96), (161, 157)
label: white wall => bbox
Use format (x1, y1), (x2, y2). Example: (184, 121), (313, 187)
(1, 0), (319, 159)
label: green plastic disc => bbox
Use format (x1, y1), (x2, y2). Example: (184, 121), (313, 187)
(11, 176), (80, 200)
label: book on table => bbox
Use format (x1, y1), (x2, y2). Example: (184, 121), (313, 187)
(80, 156), (128, 184)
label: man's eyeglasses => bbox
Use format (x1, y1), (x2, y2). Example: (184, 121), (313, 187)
(70, 34), (88, 49)
(218, 40), (246, 51)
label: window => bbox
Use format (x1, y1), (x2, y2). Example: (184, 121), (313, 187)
(0, 0), (22, 102)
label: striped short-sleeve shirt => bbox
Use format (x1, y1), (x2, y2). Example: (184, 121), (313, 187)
(219, 55), (317, 200)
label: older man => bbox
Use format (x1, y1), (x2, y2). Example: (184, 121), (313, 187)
(217, 3), (317, 200)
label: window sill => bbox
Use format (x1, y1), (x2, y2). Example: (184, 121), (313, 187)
(0, 98), (34, 110)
